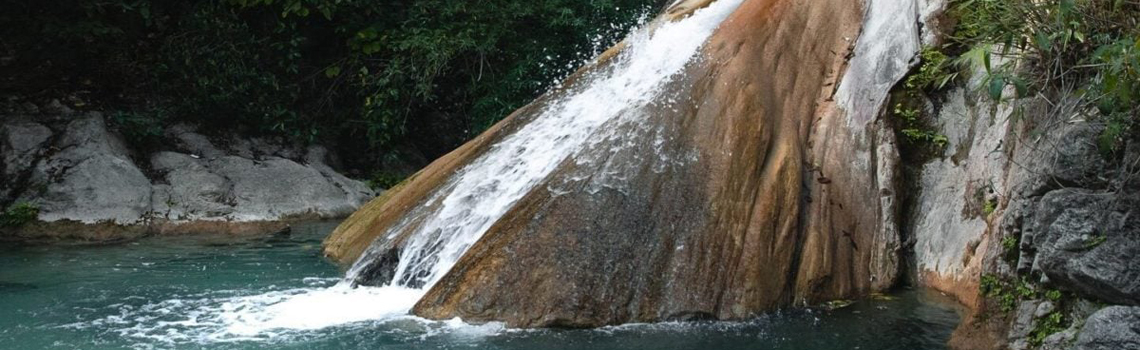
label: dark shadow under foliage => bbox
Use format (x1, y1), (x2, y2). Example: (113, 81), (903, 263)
(0, 0), (658, 172)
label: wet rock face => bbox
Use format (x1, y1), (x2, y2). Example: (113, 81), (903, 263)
(1075, 306), (1140, 350)
(328, 0), (911, 328)
(0, 111), (375, 239)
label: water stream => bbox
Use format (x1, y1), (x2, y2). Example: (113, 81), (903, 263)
(0, 2), (966, 348)
(0, 221), (962, 349)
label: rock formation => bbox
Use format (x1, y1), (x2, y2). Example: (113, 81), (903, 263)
(0, 107), (376, 241)
(324, 1), (1140, 348)
(325, 0), (928, 327)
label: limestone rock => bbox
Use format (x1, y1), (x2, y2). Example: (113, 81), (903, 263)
(909, 87), (1014, 307)
(1075, 306), (1140, 350)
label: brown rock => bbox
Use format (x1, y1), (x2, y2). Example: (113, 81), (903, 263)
(324, 0), (910, 328)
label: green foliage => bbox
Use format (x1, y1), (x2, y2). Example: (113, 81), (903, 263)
(980, 274), (1043, 313)
(365, 171), (405, 191)
(1001, 234), (1019, 262)
(906, 47), (959, 91)
(0, 202), (40, 227)
(1, 0), (656, 166)
(891, 45), (954, 161)
(1044, 289), (1063, 301)
(948, 0), (1140, 150)
(111, 111), (168, 147)
(984, 198), (998, 216)
(893, 102), (949, 150)
(1030, 311), (1067, 347)
(1084, 233), (1108, 249)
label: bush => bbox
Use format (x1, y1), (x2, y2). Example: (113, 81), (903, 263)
(948, 0), (1140, 150)
(0, 202), (39, 227)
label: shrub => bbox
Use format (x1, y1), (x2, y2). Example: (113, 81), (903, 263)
(0, 0), (658, 169)
(948, 0), (1140, 150)
(0, 202), (40, 227)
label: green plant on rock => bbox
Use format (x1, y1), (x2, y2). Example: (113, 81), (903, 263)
(1030, 311), (1067, 347)
(894, 102), (950, 149)
(1001, 234), (1019, 263)
(948, 0), (1140, 151)
(0, 202), (40, 227)
(1084, 233), (1108, 249)
(907, 46), (959, 91)
(984, 198), (998, 216)
(365, 171), (405, 191)
(1044, 289), (1063, 301)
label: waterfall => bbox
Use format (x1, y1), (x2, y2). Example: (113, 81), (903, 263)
(106, 1), (747, 340)
(344, 0), (744, 293)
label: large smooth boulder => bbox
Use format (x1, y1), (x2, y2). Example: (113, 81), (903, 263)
(28, 115), (152, 224)
(149, 135), (375, 223)
(1075, 306), (1140, 350)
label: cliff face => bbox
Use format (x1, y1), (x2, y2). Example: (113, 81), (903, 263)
(324, 0), (941, 328)
(906, 67), (1140, 349)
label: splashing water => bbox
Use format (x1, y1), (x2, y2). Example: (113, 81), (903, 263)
(348, 0), (745, 290)
(60, 1), (747, 344)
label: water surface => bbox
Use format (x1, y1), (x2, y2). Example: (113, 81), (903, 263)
(0, 221), (961, 349)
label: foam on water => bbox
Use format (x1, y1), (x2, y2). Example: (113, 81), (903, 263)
(66, 1), (746, 346)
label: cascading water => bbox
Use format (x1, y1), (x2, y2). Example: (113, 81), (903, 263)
(70, 0), (745, 343)
(345, 0), (746, 292)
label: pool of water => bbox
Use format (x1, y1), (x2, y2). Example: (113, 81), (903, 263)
(0, 221), (962, 349)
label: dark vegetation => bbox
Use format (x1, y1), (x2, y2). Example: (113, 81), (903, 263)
(0, 0), (658, 175)
(0, 202), (38, 228)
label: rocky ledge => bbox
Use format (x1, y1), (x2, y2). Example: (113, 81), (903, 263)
(0, 102), (376, 241)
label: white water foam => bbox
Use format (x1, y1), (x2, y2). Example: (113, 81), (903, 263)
(70, 1), (746, 346)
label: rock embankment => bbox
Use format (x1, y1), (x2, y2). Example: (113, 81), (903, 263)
(0, 103), (376, 241)
(907, 67), (1140, 349)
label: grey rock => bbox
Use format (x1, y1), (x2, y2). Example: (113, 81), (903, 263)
(1048, 124), (1107, 187)
(1034, 188), (1140, 305)
(167, 124), (224, 159)
(209, 156), (368, 220)
(1, 122), (53, 177)
(57, 114), (130, 157)
(161, 166), (233, 220)
(3, 111), (374, 236)
(19, 102), (39, 115)
(1041, 327), (1078, 350)
(1011, 300), (1044, 340)
(1037, 300), (1057, 318)
(150, 151), (204, 173)
(27, 115), (151, 224)
(1075, 306), (1140, 350)
(43, 99), (73, 115)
